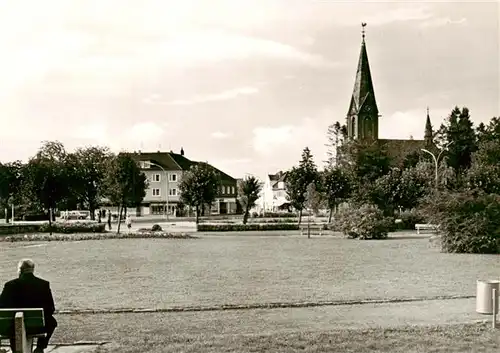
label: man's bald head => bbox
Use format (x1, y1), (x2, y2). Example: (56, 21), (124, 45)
(18, 259), (35, 275)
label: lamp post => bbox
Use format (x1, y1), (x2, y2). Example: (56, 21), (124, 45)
(421, 141), (453, 188)
(148, 162), (169, 221)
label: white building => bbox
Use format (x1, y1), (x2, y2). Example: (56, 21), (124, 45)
(255, 171), (289, 213)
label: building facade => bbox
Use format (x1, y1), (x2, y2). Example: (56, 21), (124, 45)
(255, 171), (289, 213)
(130, 148), (238, 216)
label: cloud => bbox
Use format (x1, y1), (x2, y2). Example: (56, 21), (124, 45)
(252, 117), (328, 155)
(365, 5), (433, 25)
(419, 17), (467, 28)
(124, 122), (164, 141)
(147, 30), (335, 68)
(211, 131), (233, 139)
(252, 125), (295, 154)
(147, 86), (260, 106)
(379, 108), (450, 140)
(72, 121), (108, 141)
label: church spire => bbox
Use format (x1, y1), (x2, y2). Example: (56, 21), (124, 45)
(346, 23), (379, 140)
(424, 107), (433, 146)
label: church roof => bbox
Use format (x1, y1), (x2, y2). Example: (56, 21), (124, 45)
(378, 138), (437, 163)
(347, 29), (379, 117)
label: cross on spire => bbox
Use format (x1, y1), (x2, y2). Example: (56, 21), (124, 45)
(361, 22), (367, 41)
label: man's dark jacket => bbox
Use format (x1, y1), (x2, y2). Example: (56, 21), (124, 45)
(0, 273), (57, 333)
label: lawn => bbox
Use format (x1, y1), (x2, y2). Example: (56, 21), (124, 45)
(54, 313), (500, 353)
(0, 234), (498, 311)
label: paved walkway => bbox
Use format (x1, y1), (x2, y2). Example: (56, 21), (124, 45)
(0, 345), (98, 353)
(149, 298), (489, 334)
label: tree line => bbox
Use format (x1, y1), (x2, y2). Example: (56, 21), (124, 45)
(0, 141), (242, 227)
(237, 107), (499, 229)
(273, 106), (500, 252)
(0, 141), (147, 231)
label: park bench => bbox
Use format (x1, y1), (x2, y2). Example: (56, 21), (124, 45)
(299, 223), (325, 236)
(415, 223), (439, 235)
(0, 308), (45, 353)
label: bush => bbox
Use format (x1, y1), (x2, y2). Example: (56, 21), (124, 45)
(38, 221), (106, 234)
(395, 209), (427, 230)
(421, 190), (500, 254)
(23, 214), (50, 221)
(0, 232), (195, 242)
(151, 224), (162, 231)
(197, 223), (299, 232)
(336, 204), (392, 239)
(250, 212), (298, 218)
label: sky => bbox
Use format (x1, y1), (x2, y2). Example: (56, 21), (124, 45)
(0, 0), (498, 180)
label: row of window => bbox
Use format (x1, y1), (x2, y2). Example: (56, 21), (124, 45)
(152, 188), (178, 196)
(150, 173), (177, 182)
(151, 186), (235, 198)
(221, 185), (235, 194)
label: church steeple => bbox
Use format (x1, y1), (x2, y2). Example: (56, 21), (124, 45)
(347, 23), (379, 141)
(424, 107), (434, 146)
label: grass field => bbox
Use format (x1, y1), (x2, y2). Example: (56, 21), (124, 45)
(0, 234), (498, 311)
(88, 322), (500, 353)
(2, 234), (499, 352)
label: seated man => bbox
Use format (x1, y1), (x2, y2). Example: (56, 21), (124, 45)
(0, 259), (58, 353)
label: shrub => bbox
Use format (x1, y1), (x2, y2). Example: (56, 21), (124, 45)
(23, 214), (50, 221)
(38, 221), (106, 234)
(421, 190), (500, 254)
(151, 224), (163, 231)
(336, 204), (392, 239)
(0, 232), (195, 242)
(396, 209), (427, 230)
(197, 223), (299, 232)
(250, 212), (298, 218)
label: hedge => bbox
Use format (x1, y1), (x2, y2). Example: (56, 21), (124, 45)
(0, 224), (41, 235)
(39, 221), (106, 234)
(197, 223), (300, 232)
(0, 232), (196, 242)
(251, 212), (300, 218)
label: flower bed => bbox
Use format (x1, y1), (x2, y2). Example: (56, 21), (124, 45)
(0, 231), (196, 242)
(197, 223), (299, 232)
(39, 221), (106, 234)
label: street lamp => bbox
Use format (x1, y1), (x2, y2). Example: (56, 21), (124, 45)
(148, 161), (169, 221)
(421, 141), (453, 188)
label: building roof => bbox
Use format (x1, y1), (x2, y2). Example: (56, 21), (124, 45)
(129, 151), (236, 183)
(268, 171), (287, 188)
(131, 151), (182, 171)
(347, 33), (378, 117)
(378, 138), (437, 162)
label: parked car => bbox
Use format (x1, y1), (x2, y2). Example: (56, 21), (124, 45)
(62, 210), (91, 220)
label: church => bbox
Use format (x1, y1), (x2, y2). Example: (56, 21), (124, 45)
(345, 24), (435, 161)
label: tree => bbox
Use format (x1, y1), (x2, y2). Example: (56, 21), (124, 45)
(322, 167), (351, 223)
(477, 117), (500, 144)
(22, 141), (71, 228)
(71, 146), (112, 219)
(466, 137), (500, 194)
(0, 161), (23, 221)
(178, 162), (220, 224)
(441, 107), (478, 177)
(286, 147), (319, 225)
(103, 153), (147, 233)
(325, 121), (348, 168)
(238, 175), (262, 224)
(369, 163), (434, 216)
(344, 139), (392, 183)
(305, 182), (322, 216)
